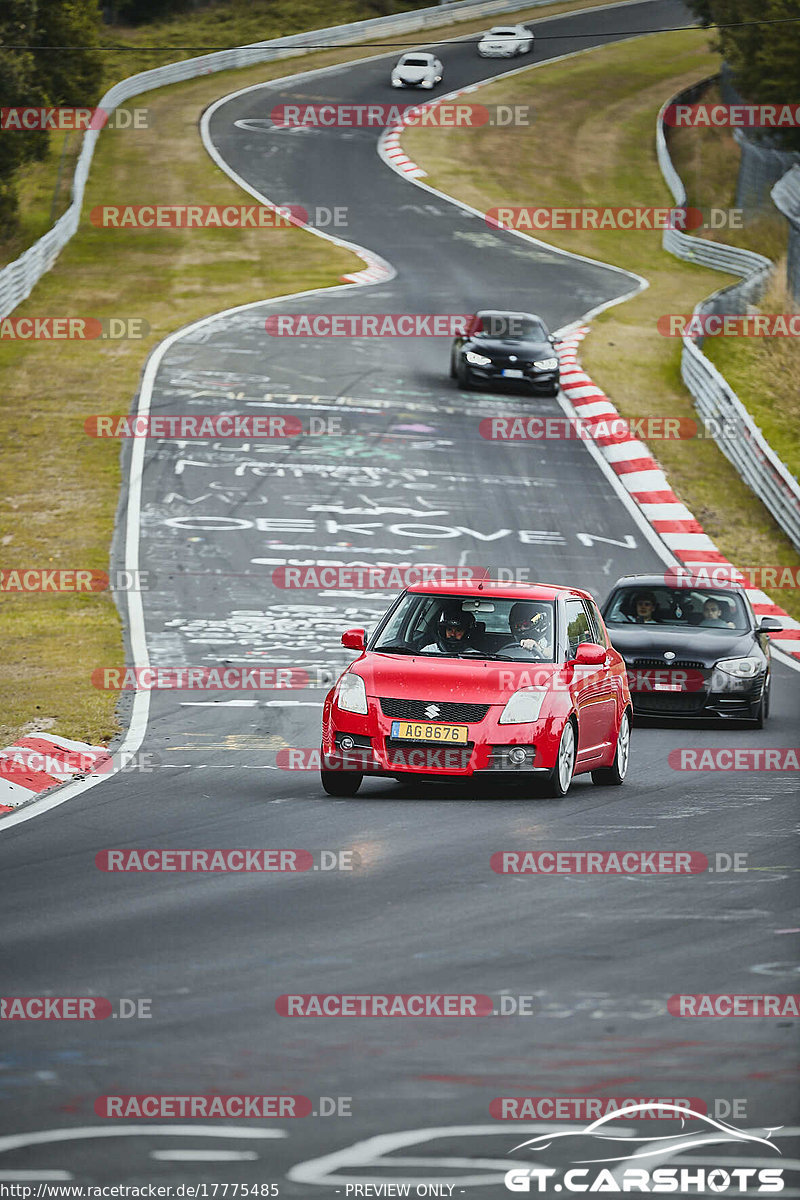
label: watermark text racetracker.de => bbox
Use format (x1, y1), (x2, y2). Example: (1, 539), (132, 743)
(90, 666), (313, 690)
(1, 568), (147, 593)
(94, 848), (360, 872)
(94, 1094), (351, 1118)
(271, 102), (533, 128)
(486, 206), (744, 231)
(276, 994), (537, 1016)
(0, 106), (150, 130)
(1, 997), (152, 1019)
(0, 316), (148, 340)
(89, 204), (347, 229)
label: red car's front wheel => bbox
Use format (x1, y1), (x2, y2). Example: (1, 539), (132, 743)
(545, 719), (576, 797)
(321, 769), (363, 797)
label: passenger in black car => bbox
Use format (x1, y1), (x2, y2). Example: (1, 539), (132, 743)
(632, 592), (659, 623)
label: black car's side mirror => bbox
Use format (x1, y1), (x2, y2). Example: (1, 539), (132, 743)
(758, 616), (783, 632)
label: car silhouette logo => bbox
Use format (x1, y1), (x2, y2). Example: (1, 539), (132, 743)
(664, 651), (676, 660)
(424, 704), (441, 719)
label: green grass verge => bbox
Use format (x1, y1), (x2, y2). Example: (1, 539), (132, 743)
(669, 83), (798, 482)
(0, 0), (614, 749)
(403, 28), (800, 621)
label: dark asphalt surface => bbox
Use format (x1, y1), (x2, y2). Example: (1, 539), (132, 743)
(2, 0), (798, 1190)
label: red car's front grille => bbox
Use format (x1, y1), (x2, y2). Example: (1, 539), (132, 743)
(380, 697), (490, 723)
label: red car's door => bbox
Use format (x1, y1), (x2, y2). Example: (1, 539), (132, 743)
(564, 599), (616, 757)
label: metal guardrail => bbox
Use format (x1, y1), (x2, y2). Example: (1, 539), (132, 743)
(656, 80), (800, 553)
(0, 0), (550, 320)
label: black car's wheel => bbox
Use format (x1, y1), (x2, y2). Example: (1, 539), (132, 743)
(321, 769), (363, 796)
(592, 710), (631, 786)
(456, 360), (473, 390)
(449, 350), (458, 379)
(545, 719), (576, 797)
(749, 677), (770, 729)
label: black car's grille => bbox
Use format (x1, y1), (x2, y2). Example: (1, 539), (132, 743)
(633, 692), (707, 714)
(380, 697), (490, 723)
(632, 658), (706, 670)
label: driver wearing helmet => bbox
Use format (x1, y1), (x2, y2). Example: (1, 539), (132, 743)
(420, 607), (476, 655)
(509, 601), (551, 656)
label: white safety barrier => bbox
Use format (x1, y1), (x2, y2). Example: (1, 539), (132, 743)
(0, 0), (551, 319)
(656, 80), (800, 552)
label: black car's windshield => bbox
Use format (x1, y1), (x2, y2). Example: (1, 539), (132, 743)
(373, 593), (556, 660)
(605, 587), (749, 631)
(471, 314), (547, 342)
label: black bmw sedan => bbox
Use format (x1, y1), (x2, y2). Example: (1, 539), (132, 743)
(601, 574), (782, 726)
(450, 310), (561, 395)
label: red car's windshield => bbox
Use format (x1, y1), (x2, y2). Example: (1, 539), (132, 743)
(373, 593), (556, 660)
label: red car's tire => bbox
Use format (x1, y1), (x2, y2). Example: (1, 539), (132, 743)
(591, 709), (631, 786)
(321, 769), (362, 797)
(545, 718), (576, 797)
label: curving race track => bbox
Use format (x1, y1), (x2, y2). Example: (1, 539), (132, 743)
(1, 0), (798, 1188)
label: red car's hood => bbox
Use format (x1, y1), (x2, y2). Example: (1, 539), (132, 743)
(353, 652), (560, 702)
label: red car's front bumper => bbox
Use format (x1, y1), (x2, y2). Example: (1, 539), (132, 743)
(322, 693), (570, 780)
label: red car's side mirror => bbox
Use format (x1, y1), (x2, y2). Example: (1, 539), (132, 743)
(573, 641), (606, 665)
(341, 628), (366, 651)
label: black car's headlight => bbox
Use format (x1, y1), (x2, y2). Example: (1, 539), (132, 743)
(714, 656), (764, 678)
(465, 350), (492, 366)
(532, 357), (559, 371)
(711, 656), (765, 690)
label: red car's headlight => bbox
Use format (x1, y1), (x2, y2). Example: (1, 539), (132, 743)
(498, 689), (547, 725)
(336, 673), (368, 715)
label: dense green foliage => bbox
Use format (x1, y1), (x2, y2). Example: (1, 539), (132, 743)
(0, 0), (103, 226)
(688, 0), (800, 148)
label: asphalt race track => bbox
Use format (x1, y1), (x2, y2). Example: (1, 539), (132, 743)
(1, 0), (798, 1190)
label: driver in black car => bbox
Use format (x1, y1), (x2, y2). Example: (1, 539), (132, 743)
(419, 608), (476, 654)
(509, 602), (552, 657)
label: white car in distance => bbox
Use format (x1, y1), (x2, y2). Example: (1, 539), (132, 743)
(477, 25), (534, 57)
(391, 52), (444, 89)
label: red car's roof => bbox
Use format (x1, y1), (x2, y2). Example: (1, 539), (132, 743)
(405, 579), (591, 601)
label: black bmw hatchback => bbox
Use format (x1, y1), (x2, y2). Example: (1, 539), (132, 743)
(601, 574), (782, 726)
(450, 310), (561, 395)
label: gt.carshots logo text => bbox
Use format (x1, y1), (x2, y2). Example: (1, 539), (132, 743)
(265, 314), (471, 336)
(504, 1107), (785, 1193)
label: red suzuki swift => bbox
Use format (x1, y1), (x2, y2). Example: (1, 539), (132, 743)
(320, 580), (632, 797)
